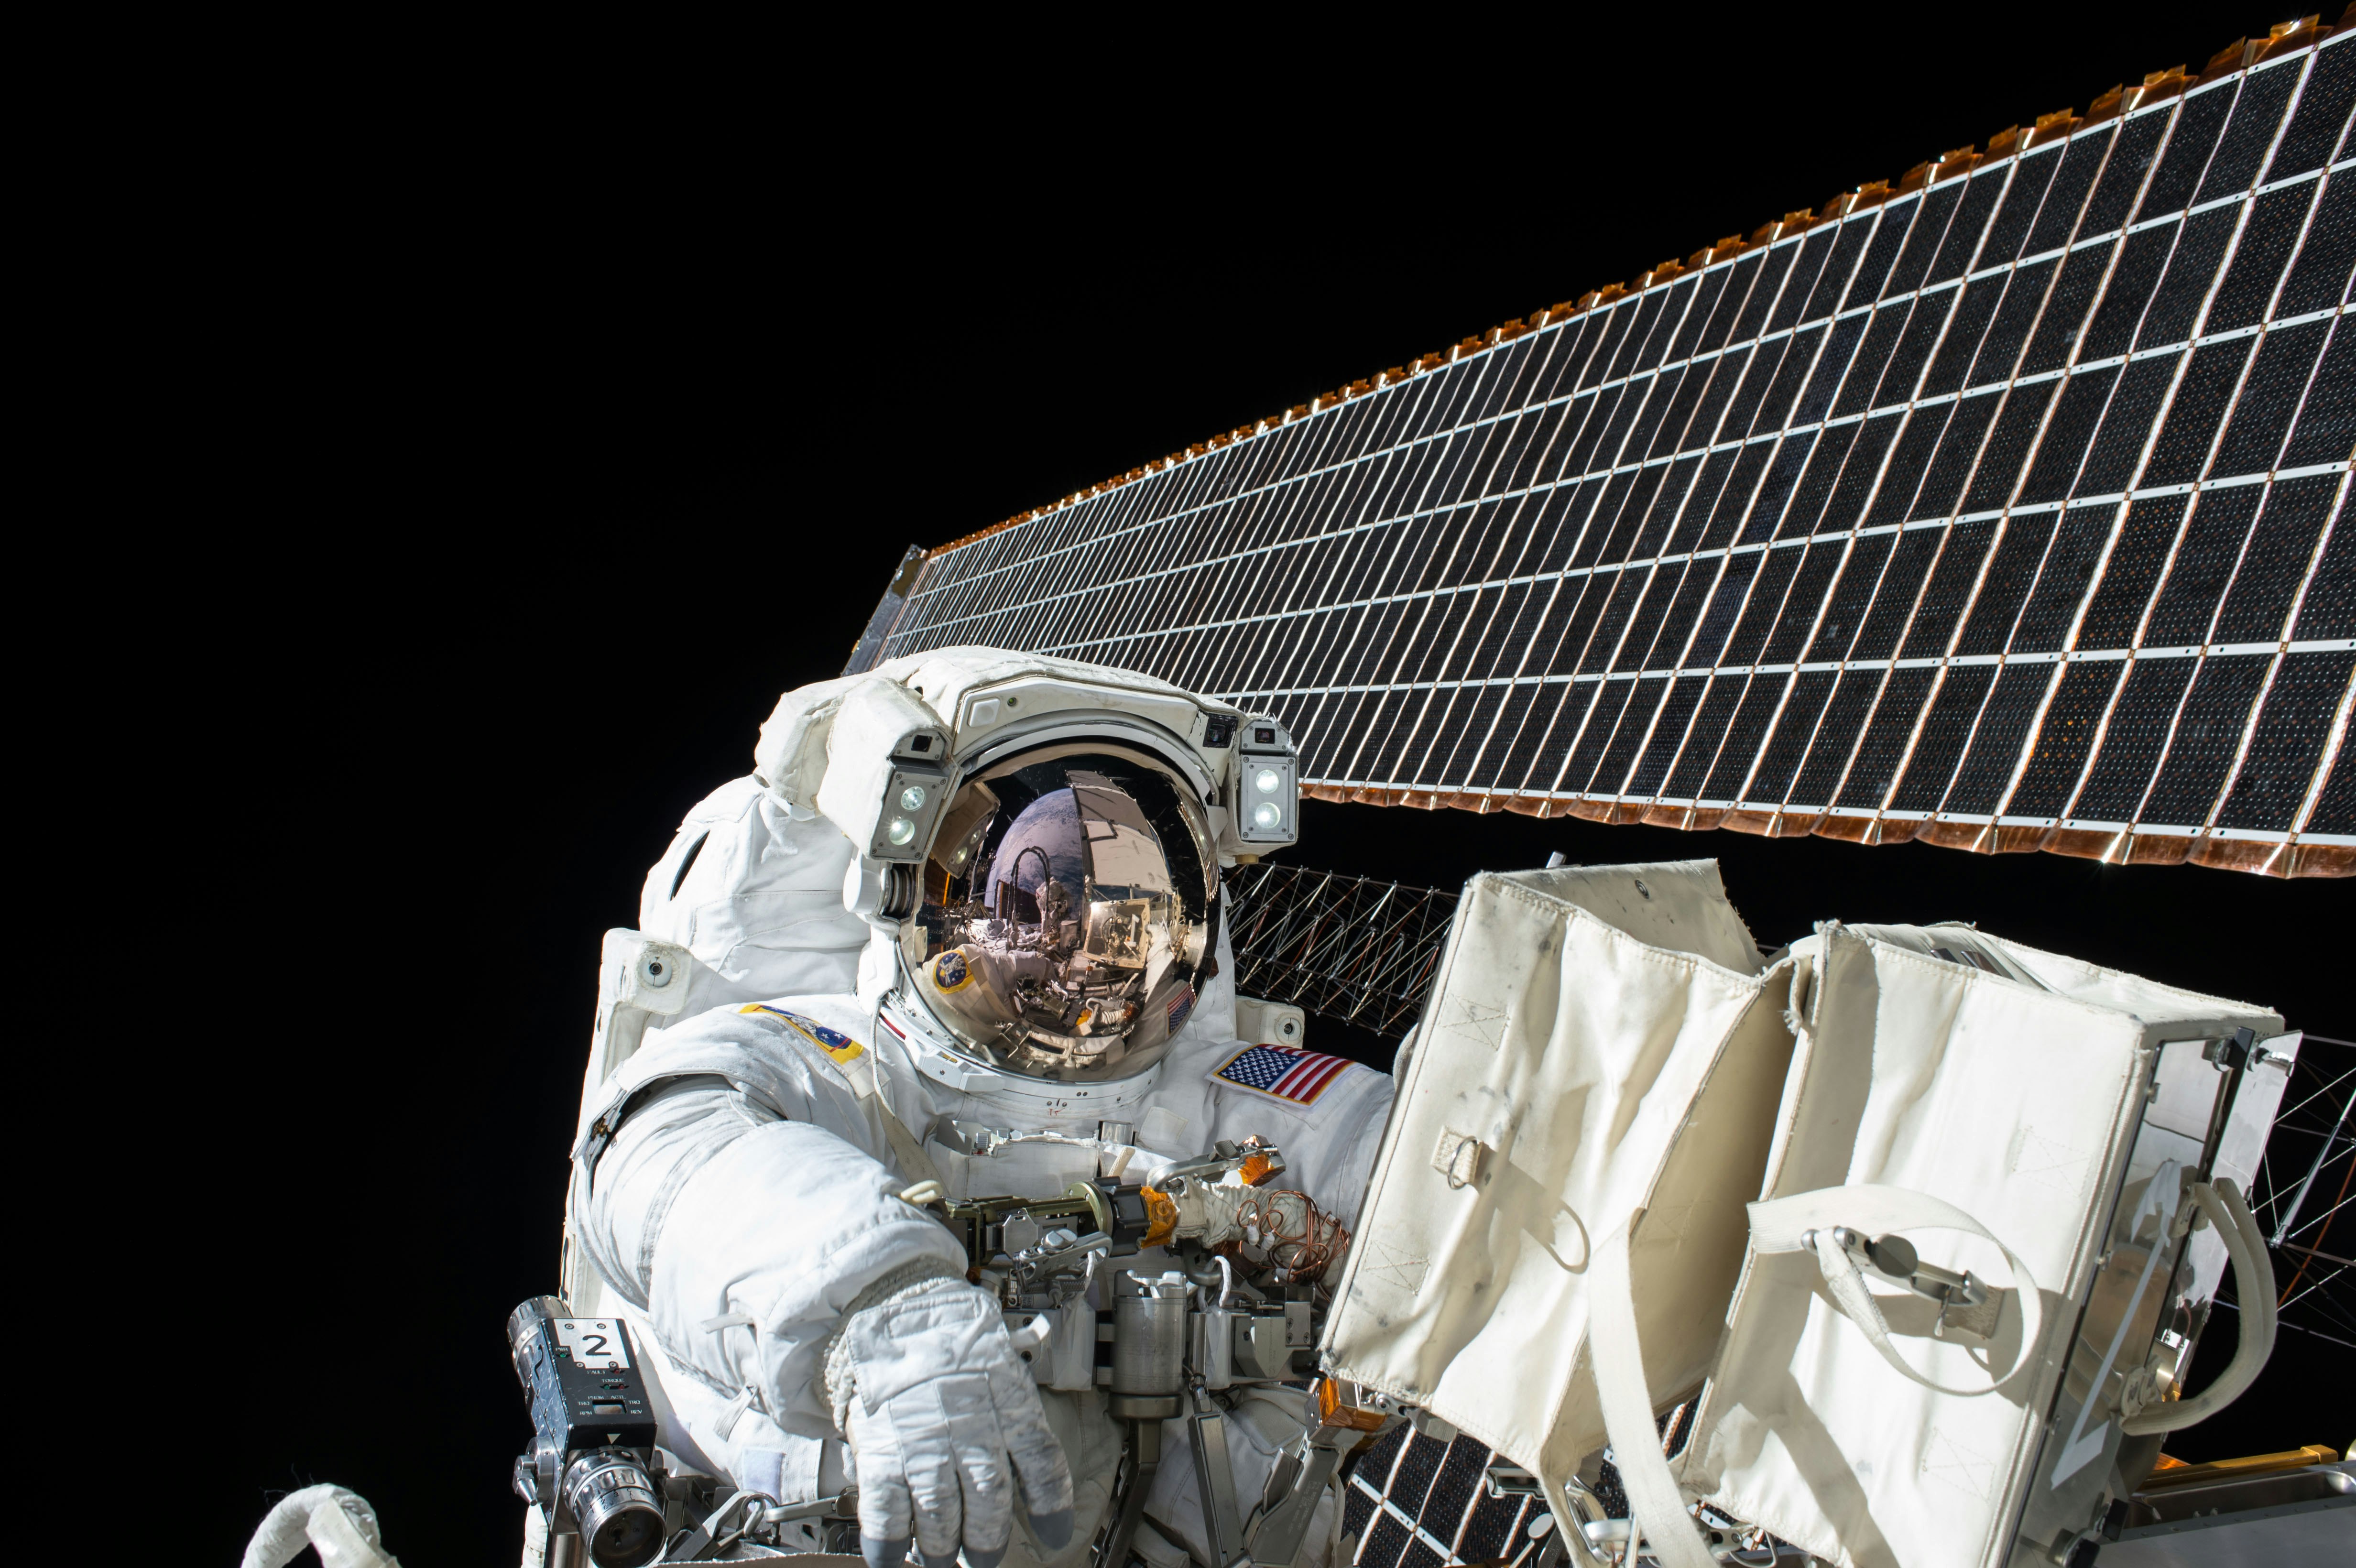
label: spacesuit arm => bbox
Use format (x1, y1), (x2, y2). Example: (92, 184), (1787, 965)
(581, 1075), (969, 1440)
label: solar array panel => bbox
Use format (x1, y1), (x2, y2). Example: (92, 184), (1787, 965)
(861, 26), (2356, 878)
(1339, 1407), (1713, 1568)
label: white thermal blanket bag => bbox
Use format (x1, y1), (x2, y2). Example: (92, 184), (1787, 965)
(1323, 861), (1792, 1497)
(1596, 922), (2283, 1568)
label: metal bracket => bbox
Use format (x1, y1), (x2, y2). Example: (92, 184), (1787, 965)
(931, 1116), (1106, 1159)
(1247, 1437), (1345, 1568)
(1818, 1226), (1999, 1339)
(1191, 1386), (1249, 1568)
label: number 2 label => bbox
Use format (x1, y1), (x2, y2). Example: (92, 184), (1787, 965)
(556, 1318), (631, 1370)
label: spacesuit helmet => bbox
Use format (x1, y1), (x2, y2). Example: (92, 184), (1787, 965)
(905, 743), (1218, 1083)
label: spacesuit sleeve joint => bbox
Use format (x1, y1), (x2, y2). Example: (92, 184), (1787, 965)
(574, 1072), (739, 1193)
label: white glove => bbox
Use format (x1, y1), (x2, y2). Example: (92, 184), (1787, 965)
(829, 1269), (1075, 1568)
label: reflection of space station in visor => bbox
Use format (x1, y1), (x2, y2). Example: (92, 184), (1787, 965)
(851, 21), (2356, 880)
(920, 754), (1218, 1076)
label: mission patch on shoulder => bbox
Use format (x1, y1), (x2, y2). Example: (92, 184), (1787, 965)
(738, 1003), (865, 1067)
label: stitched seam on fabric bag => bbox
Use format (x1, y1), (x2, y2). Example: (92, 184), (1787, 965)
(1338, 875), (1490, 1307)
(1483, 875), (1766, 985)
(1990, 930), (2277, 1015)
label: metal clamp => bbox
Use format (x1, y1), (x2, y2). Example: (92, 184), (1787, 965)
(1807, 1226), (1996, 1339)
(669, 1489), (779, 1560)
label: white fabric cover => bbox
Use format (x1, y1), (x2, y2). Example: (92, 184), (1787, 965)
(638, 775), (873, 1002)
(241, 1484), (399, 1568)
(1323, 860), (1789, 1483)
(1654, 923), (2282, 1568)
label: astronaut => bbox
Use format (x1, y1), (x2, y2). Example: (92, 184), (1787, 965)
(561, 649), (1394, 1568)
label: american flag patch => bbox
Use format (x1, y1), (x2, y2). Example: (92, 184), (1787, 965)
(1167, 986), (1196, 1034)
(1212, 1043), (1352, 1107)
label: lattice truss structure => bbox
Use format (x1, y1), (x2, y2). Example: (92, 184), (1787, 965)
(862, 23), (2356, 878)
(1222, 863), (1458, 1039)
(2241, 1034), (2356, 1348)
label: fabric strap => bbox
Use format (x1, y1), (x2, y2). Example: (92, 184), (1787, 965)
(1748, 1183), (2043, 1398)
(2122, 1179), (2275, 1435)
(1590, 1187), (2043, 1568)
(1588, 1216), (1720, 1568)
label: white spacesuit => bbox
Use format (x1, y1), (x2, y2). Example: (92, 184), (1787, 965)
(560, 649), (1394, 1568)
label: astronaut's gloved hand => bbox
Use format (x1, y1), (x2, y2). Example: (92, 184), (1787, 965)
(827, 1267), (1075, 1568)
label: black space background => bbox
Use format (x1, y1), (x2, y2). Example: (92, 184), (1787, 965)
(141, 11), (2350, 1563)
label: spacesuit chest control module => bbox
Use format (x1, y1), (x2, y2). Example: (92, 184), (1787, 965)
(528, 648), (1396, 1568)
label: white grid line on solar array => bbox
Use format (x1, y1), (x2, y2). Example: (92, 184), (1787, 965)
(1347, 1472), (1478, 1568)
(897, 270), (2350, 657)
(902, 258), (2351, 636)
(894, 131), (2356, 630)
(911, 457), (2354, 664)
(876, 39), (2356, 861)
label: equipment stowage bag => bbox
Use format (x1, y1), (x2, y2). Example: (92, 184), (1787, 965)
(1323, 860), (1791, 1489)
(1597, 923), (2284, 1568)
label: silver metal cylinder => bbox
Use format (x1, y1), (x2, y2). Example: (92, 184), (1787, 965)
(562, 1449), (665, 1568)
(1111, 1270), (1189, 1416)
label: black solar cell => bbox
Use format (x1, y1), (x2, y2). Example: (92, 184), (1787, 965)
(1746, 670), (1838, 805)
(2281, 327), (2354, 467)
(1666, 678), (1746, 798)
(2216, 650), (2356, 830)
(1595, 678), (1674, 797)
(2086, 109), (2172, 235)
(2308, 745), (2356, 835)
(1973, 258), (2060, 385)
(2141, 653), (2274, 824)
(1931, 663), (2050, 814)
(1986, 146), (2064, 264)
(2143, 86), (2234, 218)
(2083, 222), (2179, 359)
(2014, 505), (2119, 651)
(1963, 379), (2063, 513)
(2077, 354), (2182, 496)
(1959, 512), (2063, 654)
(1632, 675), (1711, 796)
(1359, 1511), (1413, 1568)
(1786, 669), (1876, 806)
(1851, 665), (1950, 809)
(2019, 369), (2118, 504)
(1930, 172), (2008, 285)
(2212, 320), (2332, 474)
(1924, 276), (2007, 397)
(2197, 59), (2303, 206)
(1852, 197), (1919, 304)
(1914, 393), (2005, 520)
(2027, 129), (2114, 257)
(2278, 37), (2356, 180)
(1705, 676), (1789, 801)
(2143, 207), (2241, 348)
(2073, 656), (2201, 820)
